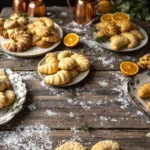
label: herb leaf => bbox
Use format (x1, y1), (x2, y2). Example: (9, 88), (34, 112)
(78, 122), (95, 132)
(111, 0), (150, 22)
(19, 13), (29, 18)
(92, 25), (99, 32)
(95, 36), (109, 43)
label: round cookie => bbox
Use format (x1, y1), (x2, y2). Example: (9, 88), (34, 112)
(57, 50), (72, 61)
(4, 19), (18, 29)
(68, 68), (78, 78)
(71, 53), (90, 71)
(55, 141), (86, 150)
(4, 90), (15, 107)
(91, 140), (120, 150)
(0, 92), (6, 108)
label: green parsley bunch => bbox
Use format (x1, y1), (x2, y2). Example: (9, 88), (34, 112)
(111, 0), (150, 22)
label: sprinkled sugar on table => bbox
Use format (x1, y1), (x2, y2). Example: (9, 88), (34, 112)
(0, 7), (150, 150)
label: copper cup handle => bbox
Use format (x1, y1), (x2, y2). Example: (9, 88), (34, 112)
(67, 0), (75, 13)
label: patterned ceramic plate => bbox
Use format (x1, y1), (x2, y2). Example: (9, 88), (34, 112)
(37, 52), (90, 87)
(128, 71), (150, 115)
(0, 69), (27, 124)
(93, 25), (148, 52)
(0, 18), (63, 57)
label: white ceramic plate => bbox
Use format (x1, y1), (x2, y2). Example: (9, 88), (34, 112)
(128, 71), (150, 116)
(38, 52), (90, 87)
(0, 69), (27, 125)
(93, 25), (148, 52)
(0, 22), (63, 57)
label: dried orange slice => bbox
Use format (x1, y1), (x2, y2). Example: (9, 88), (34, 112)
(101, 13), (113, 22)
(120, 61), (139, 76)
(112, 12), (130, 23)
(63, 33), (79, 48)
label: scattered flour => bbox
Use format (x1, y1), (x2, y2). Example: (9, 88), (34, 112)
(59, 12), (68, 17)
(80, 102), (91, 110)
(69, 112), (74, 117)
(20, 71), (36, 81)
(67, 98), (73, 104)
(110, 72), (131, 109)
(0, 123), (52, 150)
(27, 104), (36, 111)
(99, 81), (108, 87)
(0, 52), (16, 60)
(136, 111), (144, 116)
(62, 21), (88, 33)
(71, 126), (79, 134)
(46, 110), (58, 116)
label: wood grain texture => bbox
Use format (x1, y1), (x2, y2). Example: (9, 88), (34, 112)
(0, 71), (149, 130)
(0, 7), (150, 150)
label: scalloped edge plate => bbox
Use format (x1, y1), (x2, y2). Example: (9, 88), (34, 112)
(0, 69), (27, 125)
(128, 71), (150, 116)
(0, 18), (63, 57)
(38, 52), (90, 87)
(93, 25), (148, 52)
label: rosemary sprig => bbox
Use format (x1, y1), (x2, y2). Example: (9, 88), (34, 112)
(92, 25), (99, 32)
(80, 49), (85, 54)
(19, 13), (29, 18)
(95, 36), (109, 43)
(78, 122), (95, 132)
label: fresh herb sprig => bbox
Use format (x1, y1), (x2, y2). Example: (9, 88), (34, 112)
(111, 0), (150, 22)
(78, 122), (95, 132)
(19, 13), (29, 18)
(92, 25), (99, 32)
(95, 36), (109, 43)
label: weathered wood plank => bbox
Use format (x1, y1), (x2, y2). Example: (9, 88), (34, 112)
(0, 129), (149, 150)
(0, 71), (150, 129)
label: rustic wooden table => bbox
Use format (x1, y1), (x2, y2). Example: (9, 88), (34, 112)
(0, 7), (150, 150)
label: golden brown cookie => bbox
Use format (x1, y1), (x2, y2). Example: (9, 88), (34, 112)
(55, 141), (86, 150)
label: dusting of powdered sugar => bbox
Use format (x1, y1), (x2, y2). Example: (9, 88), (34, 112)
(62, 21), (88, 33)
(59, 12), (68, 17)
(40, 81), (95, 97)
(0, 123), (53, 150)
(19, 71), (36, 81)
(110, 72), (131, 109)
(27, 104), (36, 111)
(46, 110), (58, 116)
(0, 52), (16, 60)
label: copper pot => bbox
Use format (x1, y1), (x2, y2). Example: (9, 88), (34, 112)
(12, 0), (29, 13)
(28, 0), (46, 17)
(67, 0), (96, 25)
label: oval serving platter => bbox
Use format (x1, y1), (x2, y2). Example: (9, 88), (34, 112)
(0, 20), (63, 57)
(0, 69), (27, 124)
(128, 71), (150, 116)
(38, 52), (90, 87)
(93, 25), (148, 52)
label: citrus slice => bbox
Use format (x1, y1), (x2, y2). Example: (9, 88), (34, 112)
(63, 33), (79, 48)
(112, 12), (130, 23)
(120, 61), (139, 76)
(101, 13), (113, 22)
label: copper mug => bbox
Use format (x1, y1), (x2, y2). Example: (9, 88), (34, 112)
(28, 0), (46, 17)
(67, 0), (96, 25)
(12, 0), (29, 13)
